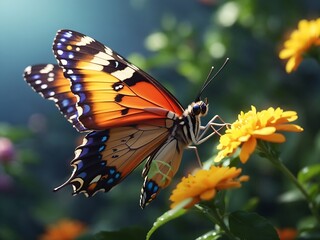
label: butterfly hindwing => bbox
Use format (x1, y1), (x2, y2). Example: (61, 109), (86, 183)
(140, 137), (187, 208)
(52, 29), (184, 130)
(55, 119), (174, 197)
(23, 64), (86, 131)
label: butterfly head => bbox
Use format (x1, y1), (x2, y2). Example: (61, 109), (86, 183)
(190, 98), (209, 117)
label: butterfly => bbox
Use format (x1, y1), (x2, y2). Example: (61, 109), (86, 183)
(24, 29), (225, 208)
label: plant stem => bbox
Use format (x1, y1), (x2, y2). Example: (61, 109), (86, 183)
(257, 141), (320, 223)
(195, 204), (238, 240)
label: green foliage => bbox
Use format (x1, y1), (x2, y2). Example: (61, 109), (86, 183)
(195, 231), (222, 240)
(94, 227), (147, 240)
(146, 200), (188, 240)
(228, 211), (279, 240)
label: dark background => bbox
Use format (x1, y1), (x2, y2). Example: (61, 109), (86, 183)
(0, 0), (320, 239)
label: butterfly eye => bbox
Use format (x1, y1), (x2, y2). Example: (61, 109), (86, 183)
(201, 103), (207, 114)
(192, 104), (201, 115)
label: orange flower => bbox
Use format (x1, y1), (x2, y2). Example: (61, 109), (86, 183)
(215, 106), (303, 164)
(276, 228), (298, 240)
(39, 219), (87, 240)
(169, 166), (248, 209)
(279, 18), (320, 73)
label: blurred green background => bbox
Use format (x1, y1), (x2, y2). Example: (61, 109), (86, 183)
(0, 0), (320, 239)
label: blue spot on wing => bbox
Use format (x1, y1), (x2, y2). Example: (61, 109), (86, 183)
(32, 74), (40, 79)
(77, 161), (84, 170)
(61, 99), (70, 107)
(63, 31), (72, 38)
(70, 74), (77, 81)
(83, 104), (90, 114)
(78, 172), (87, 178)
(107, 178), (114, 184)
(67, 106), (75, 113)
(99, 145), (105, 152)
(72, 83), (82, 92)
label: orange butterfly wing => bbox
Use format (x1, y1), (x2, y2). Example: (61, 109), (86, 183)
(55, 120), (173, 198)
(23, 63), (178, 205)
(24, 30), (191, 207)
(23, 64), (86, 131)
(52, 29), (184, 130)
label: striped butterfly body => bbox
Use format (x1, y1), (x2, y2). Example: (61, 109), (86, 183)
(24, 30), (221, 208)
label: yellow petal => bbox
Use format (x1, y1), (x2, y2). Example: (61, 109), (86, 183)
(279, 48), (295, 59)
(253, 127), (276, 135)
(200, 189), (216, 201)
(256, 133), (286, 143)
(239, 134), (251, 142)
(286, 57), (297, 73)
(239, 137), (257, 163)
(276, 124), (304, 132)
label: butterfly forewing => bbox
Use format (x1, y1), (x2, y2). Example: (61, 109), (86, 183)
(52, 29), (184, 130)
(23, 64), (86, 131)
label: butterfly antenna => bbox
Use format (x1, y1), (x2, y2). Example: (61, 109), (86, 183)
(195, 58), (229, 101)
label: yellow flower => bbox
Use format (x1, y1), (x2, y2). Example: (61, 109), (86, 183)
(169, 166), (249, 209)
(39, 219), (87, 240)
(215, 106), (303, 164)
(279, 18), (320, 73)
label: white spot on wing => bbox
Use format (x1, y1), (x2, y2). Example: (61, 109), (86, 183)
(76, 105), (83, 119)
(76, 36), (95, 46)
(24, 66), (31, 75)
(60, 59), (68, 65)
(167, 111), (175, 119)
(104, 47), (113, 56)
(40, 64), (54, 74)
(111, 67), (135, 81)
(41, 84), (48, 89)
(92, 188), (105, 196)
(74, 149), (82, 159)
(92, 52), (112, 65)
(94, 51), (114, 61)
(90, 175), (101, 184)
(69, 114), (77, 120)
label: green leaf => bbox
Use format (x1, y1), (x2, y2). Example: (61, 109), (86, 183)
(298, 164), (320, 184)
(195, 230), (221, 240)
(0, 123), (32, 142)
(229, 211), (279, 240)
(146, 199), (189, 240)
(278, 189), (304, 203)
(94, 227), (147, 240)
(213, 191), (226, 216)
(242, 197), (259, 211)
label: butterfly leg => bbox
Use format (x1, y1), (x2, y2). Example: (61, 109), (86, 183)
(194, 115), (228, 145)
(187, 145), (203, 168)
